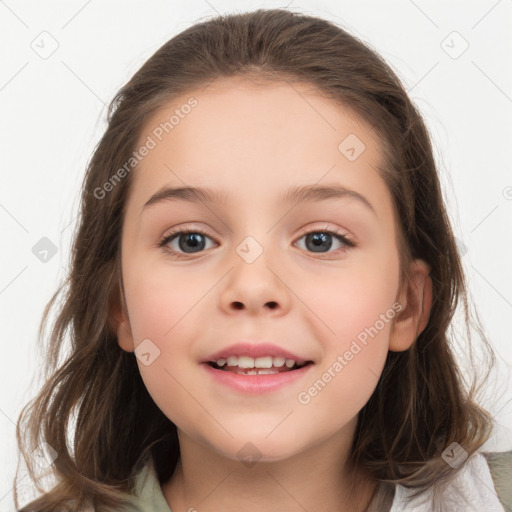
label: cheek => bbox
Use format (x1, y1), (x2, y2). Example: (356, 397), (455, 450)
(295, 265), (398, 427)
(294, 351), (384, 441)
(300, 252), (399, 412)
(308, 253), (400, 345)
(122, 261), (210, 424)
(124, 261), (203, 341)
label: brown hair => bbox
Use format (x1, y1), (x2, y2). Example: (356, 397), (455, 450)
(14, 8), (498, 511)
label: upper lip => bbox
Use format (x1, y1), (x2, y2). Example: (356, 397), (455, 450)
(202, 342), (313, 365)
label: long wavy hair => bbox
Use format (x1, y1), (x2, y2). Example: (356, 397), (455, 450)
(14, 8), (498, 511)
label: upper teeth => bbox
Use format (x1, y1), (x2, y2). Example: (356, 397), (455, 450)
(216, 356), (303, 369)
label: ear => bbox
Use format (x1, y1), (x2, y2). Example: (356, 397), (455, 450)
(389, 259), (433, 352)
(108, 282), (135, 353)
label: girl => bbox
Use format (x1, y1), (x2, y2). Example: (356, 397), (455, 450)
(14, 8), (511, 512)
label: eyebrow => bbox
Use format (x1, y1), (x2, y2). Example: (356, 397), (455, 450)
(141, 183), (377, 217)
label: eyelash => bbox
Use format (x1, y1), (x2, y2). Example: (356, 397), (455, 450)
(157, 226), (356, 259)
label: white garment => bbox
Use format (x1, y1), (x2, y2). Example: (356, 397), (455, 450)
(389, 452), (506, 511)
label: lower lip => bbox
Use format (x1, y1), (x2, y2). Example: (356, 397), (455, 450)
(201, 363), (314, 394)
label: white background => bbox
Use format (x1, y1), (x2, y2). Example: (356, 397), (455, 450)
(1, 1), (511, 510)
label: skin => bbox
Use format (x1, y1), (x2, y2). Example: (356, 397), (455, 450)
(111, 76), (432, 512)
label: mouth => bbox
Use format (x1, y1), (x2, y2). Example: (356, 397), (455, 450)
(206, 359), (315, 375)
(202, 357), (315, 393)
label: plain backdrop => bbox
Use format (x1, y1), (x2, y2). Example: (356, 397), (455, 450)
(1, 0), (511, 510)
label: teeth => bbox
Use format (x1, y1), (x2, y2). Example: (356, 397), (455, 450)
(255, 356), (273, 368)
(235, 368), (280, 375)
(238, 355), (256, 368)
(215, 356), (305, 369)
(273, 357), (285, 367)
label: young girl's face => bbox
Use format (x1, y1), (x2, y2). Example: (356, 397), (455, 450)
(114, 76), (425, 463)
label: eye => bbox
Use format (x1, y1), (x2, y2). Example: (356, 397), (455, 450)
(158, 227), (217, 257)
(294, 228), (355, 255)
(158, 226), (355, 259)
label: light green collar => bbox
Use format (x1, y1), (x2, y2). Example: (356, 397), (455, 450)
(121, 454), (172, 512)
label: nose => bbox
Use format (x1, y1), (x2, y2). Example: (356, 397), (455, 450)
(218, 250), (291, 316)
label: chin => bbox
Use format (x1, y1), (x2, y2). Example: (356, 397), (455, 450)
(209, 435), (308, 466)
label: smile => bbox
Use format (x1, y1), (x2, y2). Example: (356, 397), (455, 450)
(208, 355), (312, 374)
(202, 360), (315, 393)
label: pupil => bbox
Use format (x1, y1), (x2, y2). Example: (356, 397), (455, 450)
(307, 232), (332, 252)
(179, 233), (205, 253)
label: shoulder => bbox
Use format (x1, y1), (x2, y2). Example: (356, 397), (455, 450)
(482, 450), (512, 511)
(390, 450), (511, 512)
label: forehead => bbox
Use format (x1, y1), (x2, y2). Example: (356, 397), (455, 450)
(128, 77), (393, 219)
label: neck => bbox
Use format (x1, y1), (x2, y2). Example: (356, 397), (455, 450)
(161, 422), (377, 512)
